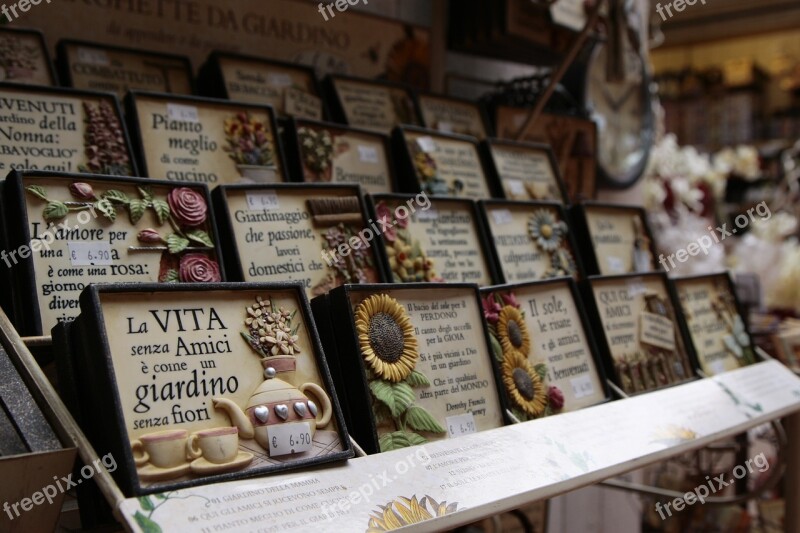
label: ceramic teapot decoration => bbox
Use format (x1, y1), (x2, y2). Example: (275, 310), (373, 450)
(213, 296), (333, 455)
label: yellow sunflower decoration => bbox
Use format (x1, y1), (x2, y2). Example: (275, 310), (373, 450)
(497, 306), (531, 357)
(356, 294), (419, 382)
(502, 351), (547, 417)
(366, 495), (457, 532)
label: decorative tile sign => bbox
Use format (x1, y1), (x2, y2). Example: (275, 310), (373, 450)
(416, 93), (487, 138)
(127, 92), (286, 185)
(0, 28), (56, 86)
(482, 140), (567, 203)
(327, 76), (419, 135)
(0, 84), (135, 177)
(481, 279), (607, 421)
(214, 184), (383, 298)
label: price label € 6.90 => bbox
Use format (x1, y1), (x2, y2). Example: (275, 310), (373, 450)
(267, 422), (313, 457)
(446, 412), (476, 438)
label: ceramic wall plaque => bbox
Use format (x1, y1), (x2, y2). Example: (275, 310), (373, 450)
(480, 279), (608, 421)
(285, 119), (395, 195)
(57, 40), (193, 98)
(2, 171), (224, 336)
(325, 75), (420, 135)
(199, 52), (323, 120)
(126, 91), (287, 185)
(61, 283), (351, 495)
(571, 202), (658, 276)
(494, 106), (596, 202)
(321, 283), (506, 454)
(584, 273), (695, 395)
(369, 194), (497, 286)
(0, 84), (136, 178)
(673, 273), (757, 376)
(481, 140), (568, 203)
(393, 127), (495, 199)
(416, 93), (489, 139)
(0, 27), (56, 86)
(478, 200), (582, 284)
(213, 184), (384, 298)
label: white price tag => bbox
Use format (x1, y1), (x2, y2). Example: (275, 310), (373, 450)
(267, 72), (293, 88)
(416, 136), (437, 153)
(246, 191), (280, 211)
(358, 145), (379, 164)
(167, 103), (199, 123)
(607, 256), (625, 274)
(491, 209), (513, 226)
(446, 412), (476, 438)
(708, 359), (728, 376)
(571, 375), (595, 399)
(437, 121), (454, 134)
(68, 242), (114, 266)
(77, 47), (110, 66)
(415, 208), (439, 221)
(506, 179), (526, 196)
(267, 422), (313, 457)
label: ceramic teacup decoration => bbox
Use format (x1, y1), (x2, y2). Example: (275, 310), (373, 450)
(58, 283), (351, 496)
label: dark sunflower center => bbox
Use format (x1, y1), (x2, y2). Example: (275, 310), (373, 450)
(512, 368), (535, 401)
(507, 320), (524, 349)
(368, 312), (405, 363)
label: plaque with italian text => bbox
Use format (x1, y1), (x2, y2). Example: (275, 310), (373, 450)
(571, 202), (658, 276)
(58, 282), (351, 495)
(369, 194), (497, 286)
(416, 93), (488, 139)
(286, 119), (395, 195)
(674, 273), (757, 376)
(480, 279), (607, 421)
(57, 40), (193, 98)
(326, 75), (420, 135)
(126, 92), (287, 185)
(213, 183), (383, 298)
(585, 273), (695, 395)
(200, 52), (323, 120)
(2, 171), (224, 337)
(478, 200), (581, 284)
(482, 140), (568, 203)
(393, 127), (494, 199)
(0, 84), (136, 178)
(0, 27), (56, 86)
(321, 283), (507, 454)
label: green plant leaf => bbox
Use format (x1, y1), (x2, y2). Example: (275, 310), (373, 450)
(152, 199), (170, 225)
(372, 402), (392, 425)
(534, 363), (548, 382)
(161, 269), (179, 283)
(95, 198), (116, 222)
(133, 510), (162, 533)
(103, 189), (130, 204)
(43, 201), (68, 222)
(129, 199), (147, 224)
(369, 380), (415, 418)
(166, 234), (189, 254)
(138, 186), (153, 201)
(138, 496), (154, 512)
(404, 406), (446, 433)
(186, 230), (214, 248)
(378, 430), (427, 452)
(489, 333), (504, 362)
(405, 370), (430, 387)
(26, 185), (48, 201)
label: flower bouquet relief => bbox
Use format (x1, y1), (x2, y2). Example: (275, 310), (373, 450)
(25, 183), (220, 283)
(527, 209), (577, 279)
(297, 126), (335, 182)
(223, 112), (279, 182)
(483, 291), (564, 421)
(79, 101), (133, 176)
(355, 294), (445, 451)
(0, 34), (39, 81)
(376, 200), (442, 283)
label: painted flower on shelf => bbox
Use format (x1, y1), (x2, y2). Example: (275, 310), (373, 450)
(375, 201), (398, 242)
(241, 296), (302, 359)
(168, 187), (208, 227)
(503, 351), (547, 418)
(69, 182), (96, 201)
(356, 294), (418, 382)
(528, 209), (567, 252)
(179, 253), (221, 283)
(78, 100), (132, 176)
(545, 248), (578, 278)
(548, 386), (565, 412)
(223, 112), (275, 167)
(482, 295), (502, 324)
(366, 495), (457, 533)
(298, 127), (334, 179)
(137, 229), (163, 243)
(497, 305), (531, 357)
